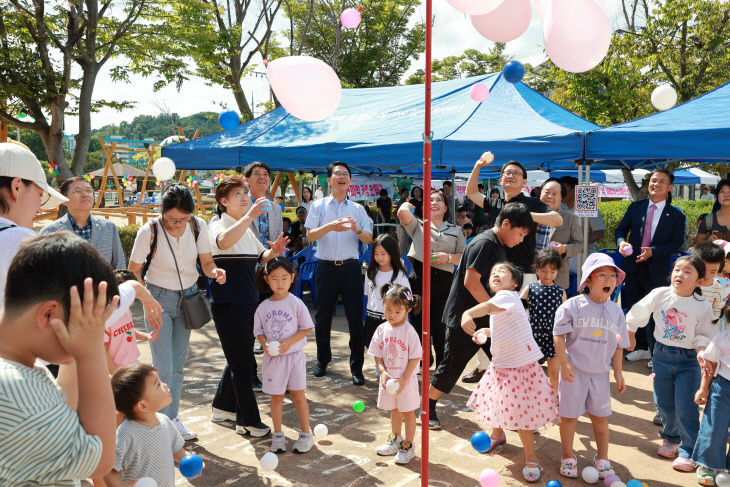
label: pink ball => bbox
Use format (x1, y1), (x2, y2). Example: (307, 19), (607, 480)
(479, 468), (500, 487)
(604, 474), (621, 487)
(447, 0), (504, 15)
(623, 245), (633, 256)
(470, 83), (490, 102)
(470, 0), (532, 43)
(340, 8), (361, 29)
(267, 56), (342, 122)
(543, 0), (611, 73)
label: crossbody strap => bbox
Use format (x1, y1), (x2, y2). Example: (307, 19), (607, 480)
(159, 222), (185, 293)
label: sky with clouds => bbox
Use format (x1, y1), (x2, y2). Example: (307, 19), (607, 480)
(64, 0), (623, 134)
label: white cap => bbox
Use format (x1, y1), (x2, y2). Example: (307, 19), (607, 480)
(0, 142), (67, 209)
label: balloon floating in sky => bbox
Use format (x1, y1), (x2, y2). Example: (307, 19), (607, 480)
(651, 85), (678, 111)
(260, 452), (278, 471)
(152, 157), (176, 181)
(478, 468), (500, 487)
(544, 0), (611, 73)
(267, 56), (343, 122)
(502, 60), (525, 84)
(470, 0), (531, 43)
(470, 431), (492, 453)
(179, 454), (203, 478)
(469, 83), (490, 102)
(340, 8), (361, 28)
(218, 110), (240, 130)
(353, 400), (365, 412)
(447, 0), (504, 16)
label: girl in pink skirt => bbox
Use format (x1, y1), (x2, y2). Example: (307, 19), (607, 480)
(463, 262), (558, 483)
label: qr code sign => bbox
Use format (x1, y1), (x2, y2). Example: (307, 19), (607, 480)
(575, 185), (598, 217)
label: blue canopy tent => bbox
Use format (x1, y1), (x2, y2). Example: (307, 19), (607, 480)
(162, 74), (599, 173)
(585, 81), (730, 167)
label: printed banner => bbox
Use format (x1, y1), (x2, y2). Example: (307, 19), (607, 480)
(347, 176), (392, 201)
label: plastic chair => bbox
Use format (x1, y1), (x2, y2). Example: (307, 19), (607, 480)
(599, 248), (624, 268)
(359, 243), (371, 265)
(670, 251), (689, 272)
(567, 271), (577, 297)
(294, 259), (318, 304)
(401, 254), (413, 277)
(288, 245), (315, 263)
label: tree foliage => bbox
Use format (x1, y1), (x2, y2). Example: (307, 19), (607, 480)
(405, 45), (509, 85)
(91, 111), (222, 141)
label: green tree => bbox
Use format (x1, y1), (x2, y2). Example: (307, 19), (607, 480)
(539, 0), (730, 197)
(405, 45), (510, 85)
(284, 0), (425, 88)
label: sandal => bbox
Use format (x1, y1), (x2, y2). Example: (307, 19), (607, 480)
(522, 462), (543, 483)
(697, 467), (717, 486)
(484, 431), (507, 453)
(560, 456), (578, 478)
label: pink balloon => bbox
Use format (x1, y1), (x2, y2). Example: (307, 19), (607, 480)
(623, 244), (633, 256)
(267, 56), (342, 122)
(543, 0), (611, 73)
(534, 0), (551, 19)
(470, 0), (531, 43)
(340, 8), (361, 29)
(479, 468), (499, 487)
(469, 83), (489, 102)
(446, 0), (504, 16)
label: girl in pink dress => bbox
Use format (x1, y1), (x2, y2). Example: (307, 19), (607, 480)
(368, 284), (422, 465)
(463, 262), (558, 483)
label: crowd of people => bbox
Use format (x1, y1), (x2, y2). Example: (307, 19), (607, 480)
(1, 140), (729, 486)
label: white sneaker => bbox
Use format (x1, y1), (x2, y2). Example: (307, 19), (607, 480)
(211, 407), (236, 423)
(270, 432), (286, 453)
(626, 349), (651, 361)
(395, 440), (416, 464)
(292, 432), (314, 453)
(376, 433), (403, 456)
(172, 417), (197, 441)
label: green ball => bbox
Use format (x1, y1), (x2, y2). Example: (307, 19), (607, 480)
(353, 400), (365, 413)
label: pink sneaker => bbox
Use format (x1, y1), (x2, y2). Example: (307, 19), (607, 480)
(593, 456), (615, 479)
(559, 456), (578, 478)
(672, 456), (696, 472)
(658, 440), (679, 459)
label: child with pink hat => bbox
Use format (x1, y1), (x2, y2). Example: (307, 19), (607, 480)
(552, 253), (629, 480)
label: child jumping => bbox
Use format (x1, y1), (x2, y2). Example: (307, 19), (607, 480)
(368, 284), (422, 465)
(463, 262), (557, 483)
(106, 364), (195, 486)
(553, 253), (628, 480)
(627, 255), (716, 473)
(520, 248), (566, 391)
(254, 257), (315, 454)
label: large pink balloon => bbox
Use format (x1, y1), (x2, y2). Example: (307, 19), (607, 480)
(470, 0), (531, 43)
(534, 0), (551, 19)
(267, 56), (342, 122)
(544, 0), (611, 73)
(446, 0), (504, 16)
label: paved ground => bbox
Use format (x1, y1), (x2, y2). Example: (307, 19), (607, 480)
(126, 301), (695, 487)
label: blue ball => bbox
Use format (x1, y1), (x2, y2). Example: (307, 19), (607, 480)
(470, 431), (491, 453)
(546, 481), (563, 487)
(218, 110), (240, 130)
(179, 453), (203, 478)
(502, 60), (525, 84)
(626, 481), (644, 487)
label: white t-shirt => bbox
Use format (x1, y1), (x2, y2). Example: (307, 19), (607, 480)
(702, 330), (730, 381)
(364, 269), (411, 315)
(488, 290), (543, 368)
(700, 279), (730, 321)
(129, 217), (211, 290)
(627, 287), (716, 350)
(0, 216), (36, 310)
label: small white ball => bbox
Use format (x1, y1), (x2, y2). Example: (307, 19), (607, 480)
(581, 466), (600, 484)
(610, 482), (627, 487)
(475, 332), (487, 345)
(385, 378), (399, 394)
(260, 451), (279, 471)
(313, 423), (328, 438)
(135, 478), (158, 487)
(267, 341), (280, 356)
(716, 472), (730, 487)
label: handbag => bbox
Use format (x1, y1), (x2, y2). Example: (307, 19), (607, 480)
(160, 221), (212, 329)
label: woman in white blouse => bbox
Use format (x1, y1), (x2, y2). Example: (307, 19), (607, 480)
(128, 184), (226, 440)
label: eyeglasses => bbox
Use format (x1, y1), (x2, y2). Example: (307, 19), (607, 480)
(163, 216), (190, 225)
(594, 273), (618, 280)
(70, 188), (94, 195)
(502, 171), (524, 178)
(331, 171), (350, 177)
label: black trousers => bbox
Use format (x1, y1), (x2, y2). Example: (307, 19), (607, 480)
(211, 302), (261, 426)
(314, 261), (364, 373)
(431, 323), (492, 395)
(623, 264), (660, 354)
(409, 258), (453, 369)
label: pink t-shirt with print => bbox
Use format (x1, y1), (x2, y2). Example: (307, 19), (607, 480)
(368, 322), (421, 379)
(105, 309), (140, 368)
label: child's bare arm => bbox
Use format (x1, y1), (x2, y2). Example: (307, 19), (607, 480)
(461, 301), (503, 335)
(174, 447), (190, 463)
(126, 281), (163, 329)
(553, 334), (575, 382)
(611, 347), (625, 394)
(519, 286), (529, 300)
(395, 357), (421, 395)
(278, 328), (312, 354)
(695, 371), (714, 404)
(105, 350), (116, 375)
(103, 470), (122, 487)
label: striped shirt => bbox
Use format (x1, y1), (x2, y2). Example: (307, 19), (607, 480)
(488, 290), (544, 368)
(0, 359), (102, 486)
(114, 413), (184, 487)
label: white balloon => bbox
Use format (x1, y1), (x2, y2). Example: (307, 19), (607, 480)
(651, 84), (678, 111)
(385, 378), (399, 394)
(135, 478), (158, 487)
(152, 157), (176, 181)
(260, 452), (279, 471)
(610, 482), (627, 487)
(581, 466), (600, 484)
(716, 473), (730, 487)
(313, 423), (328, 438)
(267, 341), (280, 356)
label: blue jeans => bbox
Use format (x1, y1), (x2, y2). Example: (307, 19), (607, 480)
(691, 375), (730, 471)
(652, 342), (701, 458)
(145, 282), (197, 419)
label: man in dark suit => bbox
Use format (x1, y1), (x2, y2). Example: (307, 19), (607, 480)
(615, 168), (686, 360)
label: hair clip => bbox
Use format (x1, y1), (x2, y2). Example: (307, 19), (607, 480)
(404, 290), (413, 301)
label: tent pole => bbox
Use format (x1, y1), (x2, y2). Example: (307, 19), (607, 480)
(421, 0), (433, 483)
(583, 162), (591, 266)
(577, 163), (583, 285)
(450, 170), (456, 223)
